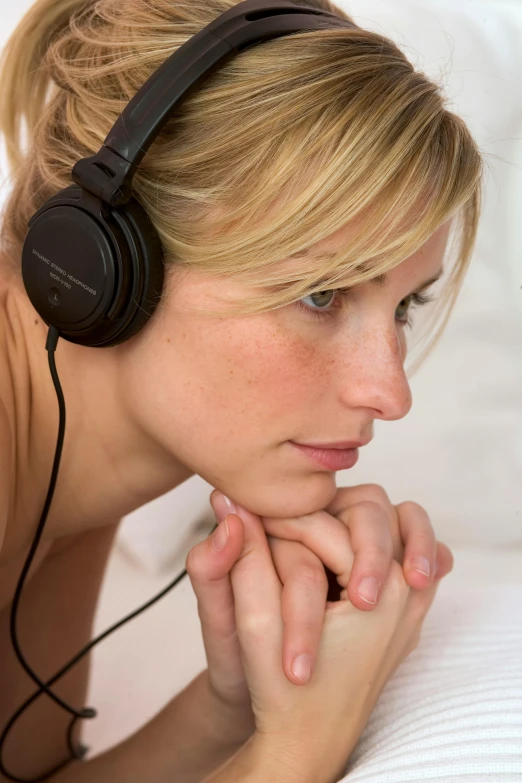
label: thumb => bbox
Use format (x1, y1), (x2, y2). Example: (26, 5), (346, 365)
(185, 512), (245, 585)
(185, 512), (247, 702)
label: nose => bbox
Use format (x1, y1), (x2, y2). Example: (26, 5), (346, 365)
(340, 327), (413, 421)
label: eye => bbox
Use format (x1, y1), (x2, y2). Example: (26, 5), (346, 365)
(394, 292), (435, 329)
(299, 289), (338, 311)
(294, 287), (348, 319)
(295, 288), (435, 329)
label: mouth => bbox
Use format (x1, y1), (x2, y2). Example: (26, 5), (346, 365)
(289, 442), (360, 471)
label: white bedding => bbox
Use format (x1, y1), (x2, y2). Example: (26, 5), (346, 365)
(340, 582), (522, 782)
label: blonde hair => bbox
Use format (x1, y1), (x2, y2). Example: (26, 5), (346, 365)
(0, 0), (484, 374)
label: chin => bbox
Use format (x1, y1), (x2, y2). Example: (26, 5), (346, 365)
(243, 474), (337, 520)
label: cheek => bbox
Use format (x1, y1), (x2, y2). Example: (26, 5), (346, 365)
(174, 317), (328, 420)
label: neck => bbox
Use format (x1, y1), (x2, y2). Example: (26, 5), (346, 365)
(6, 274), (194, 542)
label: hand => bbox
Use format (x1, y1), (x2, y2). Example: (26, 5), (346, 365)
(212, 484), (453, 686)
(222, 502), (445, 783)
(257, 483), (454, 684)
(185, 485), (452, 746)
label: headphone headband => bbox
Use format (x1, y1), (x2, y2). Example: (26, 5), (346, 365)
(73, 0), (354, 206)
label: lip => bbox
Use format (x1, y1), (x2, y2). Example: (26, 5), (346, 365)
(289, 442), (360, 471)
(295, 439), (371, 450)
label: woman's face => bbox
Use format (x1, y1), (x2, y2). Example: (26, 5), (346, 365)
(120, 219), (451, 518)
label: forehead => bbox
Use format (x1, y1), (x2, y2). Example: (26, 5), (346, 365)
(283, 218), (451, 287)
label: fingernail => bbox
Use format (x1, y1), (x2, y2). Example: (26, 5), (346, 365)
(212, 491), (237, 522)
(356, 576), (379, 605)
(212, 518), (229, 552)
(291, 654), (312, 683)
(412, 556), (430, 578)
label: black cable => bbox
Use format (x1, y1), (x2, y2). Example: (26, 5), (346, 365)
(0, 325), (218, 782)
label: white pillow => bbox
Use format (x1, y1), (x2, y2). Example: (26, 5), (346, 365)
(338, 582), (522, 782)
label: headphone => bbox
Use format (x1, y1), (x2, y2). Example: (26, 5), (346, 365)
(1, 2), (356, 780)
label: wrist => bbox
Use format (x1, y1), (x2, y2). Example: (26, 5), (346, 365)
(250, 729), (357, 783)
(202, 733), (310, 783)
(247, 732), (317, 783)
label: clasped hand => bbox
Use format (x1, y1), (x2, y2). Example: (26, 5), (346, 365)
(185, 484), (454, 747)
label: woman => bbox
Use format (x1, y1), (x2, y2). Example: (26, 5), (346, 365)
(0, 0), (481, 780)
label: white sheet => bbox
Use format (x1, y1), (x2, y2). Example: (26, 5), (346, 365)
(339, 581), (522, 782)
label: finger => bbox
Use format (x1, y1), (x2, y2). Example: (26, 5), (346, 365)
(434, 540), (455, 579)
(402, 561), (443, 626)
(263, 503), (394, 612)
(340, 500), (394, 610)
(324, 483), (393, 518)
(325, 483), (404, 562)
(394, 543), (453, 661)
(261, 510), (353, 585)
(226, 504), (286, 688)
(185, 515), (248, 705)
(267, 537), (329, 686)
(395, 501), (438, 589)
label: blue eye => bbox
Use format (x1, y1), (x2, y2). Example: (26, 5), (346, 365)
(295, 288), (435, 329)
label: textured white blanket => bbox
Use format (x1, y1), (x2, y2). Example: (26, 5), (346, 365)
(339, 583), (522, 782)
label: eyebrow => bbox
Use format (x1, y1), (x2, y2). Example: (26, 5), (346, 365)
(371, 267), (444, 290)
(290, 250), (444, 291)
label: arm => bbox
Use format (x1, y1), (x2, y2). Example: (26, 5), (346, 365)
(50, 669), (249, 783)
(0, 523), (247, 783)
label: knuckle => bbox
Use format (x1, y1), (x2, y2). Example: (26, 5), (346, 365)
(355, 499), (389, 519)
(295, 565), (328, 590)
(239, 611), (275, 639)
(396, 499), (430, 519)
(359, 483), (391, 507)
(358, 549), (393, 581)
(288, 614), (321, 636)
(366, 540), (394, 560)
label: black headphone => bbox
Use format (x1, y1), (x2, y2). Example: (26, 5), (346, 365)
(3, 2), (356, 780)
(21, 0), (354, 348)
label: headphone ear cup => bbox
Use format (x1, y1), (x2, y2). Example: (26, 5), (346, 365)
(21, 186), (165, 348)
(102, 196), (165, 347)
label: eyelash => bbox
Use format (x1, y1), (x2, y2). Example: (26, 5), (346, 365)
(295, 288), (435, 329)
